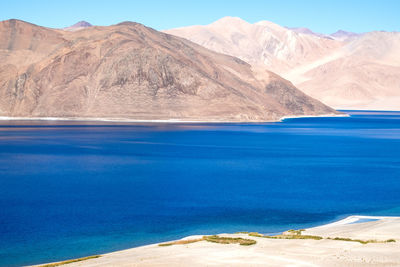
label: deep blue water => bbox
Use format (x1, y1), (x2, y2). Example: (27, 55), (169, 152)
(0, 110), (400, 266)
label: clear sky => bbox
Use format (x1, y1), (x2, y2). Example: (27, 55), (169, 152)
(1, 0), (399, 34)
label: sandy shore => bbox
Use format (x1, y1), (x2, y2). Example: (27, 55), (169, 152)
(36, 215), (400, 267)
(0, 113), (348, 124)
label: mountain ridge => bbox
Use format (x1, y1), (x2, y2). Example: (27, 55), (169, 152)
(0, 19), (338, 122)
(165, 17), (400, 110)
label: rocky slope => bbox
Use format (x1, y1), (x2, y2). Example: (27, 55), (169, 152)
(166, 17), (342, 75)
(291, 31), (400, 109)
(166, 17), (400, 110)
(0, 19), (337, 122)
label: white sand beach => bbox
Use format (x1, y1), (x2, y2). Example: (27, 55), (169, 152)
(37, 215), (400, 267)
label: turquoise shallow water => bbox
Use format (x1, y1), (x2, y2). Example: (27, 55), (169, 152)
(349, 218), (379, 224)
(0, 110), (399, 266)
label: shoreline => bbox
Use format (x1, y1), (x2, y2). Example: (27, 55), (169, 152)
(34, 215), (400, 267)
(279, 112), (349, 121)
(0, 112), (349, 124)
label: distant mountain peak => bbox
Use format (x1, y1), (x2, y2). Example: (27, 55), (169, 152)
(217, 16), (246, 22)
(332, 29), (351, 35)
(63, 21), (92, 31)
(211, 16), (250, 27)
(289, 27), (317, 35)
(286, 27), (333, 39)
(255, 20), (283, 29)
(70, 21), (92, 28)
(330, 30), (359, 40)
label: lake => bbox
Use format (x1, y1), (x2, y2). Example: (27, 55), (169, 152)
(0, 110), (400, 266)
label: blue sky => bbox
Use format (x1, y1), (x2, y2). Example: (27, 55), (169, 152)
(1, 0), (399, 34)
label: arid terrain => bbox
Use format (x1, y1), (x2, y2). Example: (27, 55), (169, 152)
(0, 19), (337, 122)
(166, 17), (400, 110)
(36, 216), (400, 267)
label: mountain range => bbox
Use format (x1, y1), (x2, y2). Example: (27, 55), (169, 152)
(166, 17), (400, 110)
(0, 19), (337, 122)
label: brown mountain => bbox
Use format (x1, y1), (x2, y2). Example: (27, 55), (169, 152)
(0, 19), (338, 122)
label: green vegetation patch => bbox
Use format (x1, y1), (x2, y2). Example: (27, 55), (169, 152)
(39, 255), (101, 267)
(204, 235), (256, 246)
(158, 238), (204, 246)
(248, 232), (264, 237)
(159, 235), (257, 247)
(287, 229), (305, 235)
(247, 230), (322, 240)
(159, 230), (396, 248)
(327, 237), (397, 244)
(248, 229), (396, 244)
(264, 234), (323, 240)
(158, 243), (173, 246)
